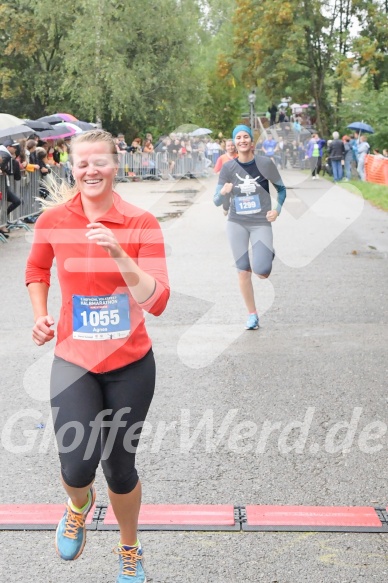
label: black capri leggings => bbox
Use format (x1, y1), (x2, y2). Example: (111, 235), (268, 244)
(50, 349), (155, 495)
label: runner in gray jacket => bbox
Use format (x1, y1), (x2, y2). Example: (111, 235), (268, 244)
(214, 125), (286, 330)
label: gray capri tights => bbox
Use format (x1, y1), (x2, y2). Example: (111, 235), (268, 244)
(226, 221), (274, 275)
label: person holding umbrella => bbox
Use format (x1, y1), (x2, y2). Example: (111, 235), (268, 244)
(346, 122), (374, 179)
(357, 135), (370, 181)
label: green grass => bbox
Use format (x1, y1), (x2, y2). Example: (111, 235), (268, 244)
(339, 180), (388, 211)
(291, 168), (388, 211)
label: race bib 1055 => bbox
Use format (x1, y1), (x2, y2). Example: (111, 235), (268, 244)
(72, 294), (130, 340)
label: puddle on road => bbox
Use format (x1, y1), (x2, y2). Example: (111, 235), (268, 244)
(154, 188), (202, 221)
(157, 211), (184, 222)
(151, 184), (203, 222)
(150, 189), (200, 195)
(170, 200), (191, 206)
(172, 189), (200, 194)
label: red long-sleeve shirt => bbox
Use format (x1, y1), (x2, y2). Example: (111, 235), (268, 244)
(26, 192), (170, 373)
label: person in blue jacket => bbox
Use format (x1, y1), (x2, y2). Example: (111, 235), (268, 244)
(261, 136), (278, 165)
(305, 133), (326, 179)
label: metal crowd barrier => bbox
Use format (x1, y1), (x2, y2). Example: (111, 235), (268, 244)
(116, 151), (209, 181)
(0, 152), (210, 241)
(0, 175), (7, 234)
(0, 166), (69, 241)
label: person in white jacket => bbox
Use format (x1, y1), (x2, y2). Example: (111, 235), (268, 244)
(357, 135), (370, 181)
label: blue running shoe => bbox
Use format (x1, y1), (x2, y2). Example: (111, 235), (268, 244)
(245, 314), (259, 330)
(55, 487), (96, 561)
(115, 542), (146, 582)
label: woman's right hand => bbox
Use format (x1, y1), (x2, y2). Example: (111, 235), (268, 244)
(220, 183), (233, 195)
(32, 315), (55, 346)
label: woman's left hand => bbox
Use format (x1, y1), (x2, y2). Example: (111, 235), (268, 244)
(85, 223), (125, 259)
(266, 210), (279, 222)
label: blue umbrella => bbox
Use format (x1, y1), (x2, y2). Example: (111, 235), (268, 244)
(347, 122), (374, 134)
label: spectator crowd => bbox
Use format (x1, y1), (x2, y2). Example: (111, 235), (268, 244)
(253, 126), (386, 183)
(1, 120), (387, 238)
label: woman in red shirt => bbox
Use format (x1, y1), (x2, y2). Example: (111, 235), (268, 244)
(213, 138), (238, 174)
(26, 129), (170, 583)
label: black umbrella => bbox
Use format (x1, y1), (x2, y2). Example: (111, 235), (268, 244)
(70, 120), (96, 131)
(36, 123), (77, 140)
(36, 114), (65, 125)
(24, 119), (55, 131)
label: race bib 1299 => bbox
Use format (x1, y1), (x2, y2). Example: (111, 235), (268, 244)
(235, 195), (261, 215)
(72, 294), (130, 340)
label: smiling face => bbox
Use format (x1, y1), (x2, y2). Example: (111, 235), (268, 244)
(225, 140), (236, 155)
(234, 131), (252, 153)
(71, 140), (118, 203)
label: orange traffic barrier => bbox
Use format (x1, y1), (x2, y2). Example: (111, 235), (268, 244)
(365, 154), (388, 185)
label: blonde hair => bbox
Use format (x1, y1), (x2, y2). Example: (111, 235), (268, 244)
(39, 129), (119, 208)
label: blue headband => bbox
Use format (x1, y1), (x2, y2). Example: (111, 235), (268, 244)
(232, 125), (253, 141)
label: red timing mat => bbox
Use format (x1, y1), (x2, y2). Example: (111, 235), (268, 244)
(1, 504), (387, 532)
(243, 505), (384, 531)
(0, 504), (96, 530)
(99, 504), (238, 531)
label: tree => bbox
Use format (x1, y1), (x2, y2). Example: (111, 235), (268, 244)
(62, 1), (206, 134)
(339, 82), (388, 148)
(0, 0), (208, 137)
(226, 0), (374, 135)
(0, 0), (75, 117)
(193, 0), (246, 135)
(230, 1), (329, 132)
(353, 0), (388, 90)
(229, 0), (335, 133)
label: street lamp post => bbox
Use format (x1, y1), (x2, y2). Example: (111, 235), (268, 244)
(248, 90), (256, 131)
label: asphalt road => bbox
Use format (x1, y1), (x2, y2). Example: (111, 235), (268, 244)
(1, 170), (388, 582)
